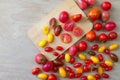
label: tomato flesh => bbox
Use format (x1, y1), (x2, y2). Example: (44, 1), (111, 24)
(60, 33), (72, 43)
(72, 26), (83, 37)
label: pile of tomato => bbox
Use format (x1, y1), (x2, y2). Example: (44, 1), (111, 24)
(31, 0), (119, 80)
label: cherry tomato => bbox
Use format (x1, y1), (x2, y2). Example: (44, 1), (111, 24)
(81, 76), (87, 80)
(102, 73), (109, 78)
(95, 74), (101, 79)
(65, 66), (73, 73)
(88, 50), (96, 56)
(101, 11), (110, 22)
(71, 14), (82, 22)
(52, 66), (58, 72)
(104, 48), (110, 54)
(48, 74), (57, 80)
(84, 59), (93, 65)
(35, 53), (47, 64)
(44, 47), (53, 52)
(87, 8), (101, 21)
(104, 21), (116, 31)
(56, 46), (63, 51)
(94, 22), (103, 31)
(53, 59), (64, 67)
(72, 26), (83, 37)
(86, 31), (96, 41)
(91, 44), (99, 50)
(105, 66), (112, 71)
(100, 63), (107, 68)
(98, 33), (108, 42)
(42, 61), (53, 72)
(97, 54), (104, 62)
(49, 17), (57, 29)
(59, 11), (69, 23)
(87, 0), (96, 5)
(53, 52), (59, 56)
(63, 20), (74, 31)
(108, 32), (118, 40)
(101, 1), (111, 11)
(60, 33), (72, 43)
(68, 72), (75, 78)
(77, 0), (88, 10)
(69, 44), (78, 56)
(78, 41), (88, 51)
(73, 62), (82, 68)
(75, 73), (82, 78)
(70, 57), (75, 64)
(32, 67), (40, 75)
(57, 54), (65, 61)
(83, 65), (90, 72)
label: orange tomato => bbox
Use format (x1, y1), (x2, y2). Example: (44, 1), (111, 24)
(86, 31), (96, 41)
(87, 8), (101, 21)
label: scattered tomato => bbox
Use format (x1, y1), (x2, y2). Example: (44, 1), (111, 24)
(86, 31), (96, 41)
(68, 72), (75, 78)
(104, 21), (116, 31)
(75, 73), (82, 78)
(78, 41), (88, 51)
(54, 25), (62, 36)
(101, 11), (110, 22)
(52, 66), (58, 72)
(74, 62), (82, 68)
(72, 26), (83, 37)
(87, 0), (96, 5)
(97, 54), (104, 62)
(71, 14), (82, 22)
(35, 53), (47, 64)
(98, 33), (108, 42)
(44, 47), (53, 52)
(69, 44), (78, 56)
(104, 48), (110, 54)
(101, 1), (111, 11)
(53, 59), (64, 67)
(102, 73), (109, 78)
(81, 76), (87, 80)
(91, 44), (99, 50)
(49, 17), (57, 29)
(56, 46), (63, 51)
(53, 52), (59, 56)
(32, 67), (40, 75)
(95, 74), (101, 79)
(42, 61), (53, 72)
(59, 11), (69, 23)
(57, 54), (65, 61)
(70, 57), (75, 64)
(108, 32), (118, 40)
(94, 22), (103, 31)
(48, 74), (57, 80)
(65, 66), (73, 73)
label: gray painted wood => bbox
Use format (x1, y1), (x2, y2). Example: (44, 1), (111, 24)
(0, 0), (120, 80)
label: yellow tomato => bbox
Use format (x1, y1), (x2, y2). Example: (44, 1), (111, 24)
(98, 45), (106, 53)
(78, 53), (86, 60)
(65, 53), (71, 62)
(59, 67), (66, 78)
(105, 60), (113, 66)
(87, 74), (96, 80)
(76, 67), (83, 73)
(47, 33), (54, 43)
(37, 73), (48, 80)
(90, 56), (99, 64)
(38, 40), (47, 47)
(97, 66), (103, 75)
(42, 26), (49, 35)
(109, 43), (119, 50)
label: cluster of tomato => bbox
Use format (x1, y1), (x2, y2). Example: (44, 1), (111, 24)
(31, 0), (119, 80)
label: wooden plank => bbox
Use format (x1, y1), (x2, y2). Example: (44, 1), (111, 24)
(28, 0), (93, 61)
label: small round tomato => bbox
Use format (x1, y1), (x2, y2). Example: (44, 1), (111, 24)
(63, 20), (75, 31)
(108, 32), (117, 40)
(60, 33), (72, 43)
(53, 59), (64, 67)
(35, 53), (47, 64)
(91, 44), (99, 50)
(77, 0), (88, 10)
(70, 57), (75, 64)
(72, 26), (83, 37)
(94, 22), (103, 31)
(101, 11), (110, 22)
(65, 66), (73, 73)
(101, 1), (111, 11)
(87, 0), (96, 5)
(42, 61), (53, 72)
(104, 21), (116, 31)
(32, 67), (40, 75)
(98, 33), (108, 42)
(86, 31), (96, 41)
(68, 72), (75, 78)
(78, 41), (87, 51)
(59, 11), (69, 23)
(71, 14), (82, 22)
(48, 74), (57, 80)
(87, 8), (101, 21)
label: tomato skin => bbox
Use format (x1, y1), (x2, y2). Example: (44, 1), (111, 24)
(97, 54), (104, 62)
(75, 73), (82, 78)
(69, 44), (78, 56)
(72, 26), (83, 37)
(94, 22), (103, 31)
(48, 74), (57, 80)
(59, 11), (69, 23)
(57, 54), (65, 61)
(71, 14), (82, 22)
(102, 73), (109, 78)
(42, 61), (53, 72)
(63, 20), (75, 31)
(77, 0), (88, 10)
(101, 11), (110, 22)
(95, 74), (101, 79)
(98, 33), (108, 42)
(104, 22), (116, 31)
(108, 32), (117, 40)
(87, 8), (101, 21)
(86, 31), (96, 41)
(35, 53), (47, 64)
(56, 46), (63, 51)
(32, 67), (40, 75)
(78, 41), (88, 51)
(101, 1), (111, 11)
(91, 44), (99, 50)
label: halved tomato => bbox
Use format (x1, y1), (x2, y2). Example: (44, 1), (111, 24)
(72, 26), (83, 37)
(63, 20), (75, 31)
(60, 33), (72, 43)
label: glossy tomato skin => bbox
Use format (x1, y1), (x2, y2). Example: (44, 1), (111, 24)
(32, 67), (40, 75)
(35, 53), (47, 64)
(101, 1), (111, 11)
(68, 72), (75, 78)
(98, 33), (108, 42)
(87, 8), (101, 21)
(78, 41), (87, 51)
(91, 44), (99, 50)
(65, 66), (73, 73)
(77, 0), (88, 10)
(94, 22), (103, 31)
(101, 11), (110, 22)
(59, 11), (69, 23)
(104, 21), (116, 31)
(48, 74), (57, 80)
(86, 31), (96, 41)
(42, 61), (53, 72)
(69, 44), (78, 56)
(70, 57), (75, 64)
(108, 32), (117, 40)
(71, 14), (82, 22)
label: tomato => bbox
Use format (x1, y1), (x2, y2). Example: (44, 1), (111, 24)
(54, 25), (62, 36)
(104, 48), (110, 54)
(70, 57), (75, 64)
(52, 66), (58, 72)
(72, 26), (83, 37)
(57, 54), (65, 61)
(56, 46), (63, 51)
(104, 21), (116, 31)
(87, 8), (101, 21)
(78, 41), (87, 51)
(42, 61), (53, 72)
(97, 54), (104, 62)
(86, 31), (96, 41)
(75, 73), (82, 78)
(95, 74), (101, 79)
(35, 53), (47, 64)
(68, 72), (75, 78)
(81, 76), (87, 80)
(65, 66), (73, 73)
(53, 59), (64, 67)
(48, 74), (57, 80)
(94, 22), (103, 31)
(98, 33), (108, 42)
(77, 0), (88, 10)
(91, 44), (99, 50)
(59, 11), (69, 23)
(44, 47), (53, 52)
(63, 20), (74, 31)
(71, 14), (82, 22)
(87, 50), (96, 56)
(68, 44), (78, 56)
(32, 67), (40, 75)
(108, 32), (117, 40)
(73, 62), (82, 68)
(101, 11), (110, 22)
(102, 73), (109, 78)
(101, 1), (111, 11)
(84, 59), (93, 65)
(60, 33), (72, 43)
(87, 0), (96, 5)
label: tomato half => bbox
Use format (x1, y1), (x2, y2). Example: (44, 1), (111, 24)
(63, 20), (75, 31)
(60, 33), (72, 43)
(72, 26), (83, 37)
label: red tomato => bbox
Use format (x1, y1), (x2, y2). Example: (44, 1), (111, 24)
(42, 61), (53, 72)
(81, 76), (87, 80)
(32, 67), (40, 75)
(94, 22), (103, 31)
(56, 46), (63, 51)
(84, 59), (93, 65)
(72, 26), (83, 37)
(57, 54), (65, 61)
(108, 32), (117, 40)
(102, 73), (109, 78)
(68, 44), (78, 56)
(77, 0), (88, 10)
(75, 73), (82, 78)
(71, 14), (82, 22)
(101, 1), (111, 11)
(35, 53), (47, 64)
(65, 66), (73, 73)
(48, 74), (57, 80)
(104, 21), (116, 31)
(91, 44), (99, 50)
(52, 66), (58, 72)
(73, 62), (82, 68)
(87, 8), (101, 21)
(70, 57), (75, 64)
(60, 33), (72, 43)
(78, 41), (87, 51)
(59, 11), (69, 23)
(97, 54), (104, 62)
(86, 31), (96, 41)
(87, 0), (96, 5)
(98, 33), (108, 42)
(52, 59), (64, 67)
(104, 48), (110, 54)
(101, 11), (110, 22)
(63, 20), (75, 31)
(95, 74), (101, 79)
(68, 72), (75, 78)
